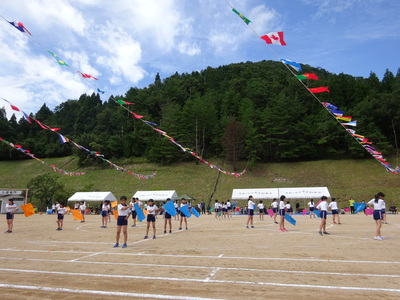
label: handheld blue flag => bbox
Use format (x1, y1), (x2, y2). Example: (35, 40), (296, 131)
(353, 203), (366, 214)
(134, 203), (146, 222)
(163, 200), (177, 217)
(191, 207), (200, 218)
(284, 214), (297, 226)
(180, 205), (191, 218)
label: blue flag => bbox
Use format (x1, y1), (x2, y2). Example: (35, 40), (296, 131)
(314, 209), (322, 218)
(134, 203), (146, 222)
(280, 59), (302, 72)
(284, 214), (296, 226)
(354, 203), (366, 214)
(191, 207), (200, 218)
(163, 201), (177, 217)
(180, 205), (191, 218)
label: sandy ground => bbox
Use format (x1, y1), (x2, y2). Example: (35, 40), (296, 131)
(0, 211), (399, 300)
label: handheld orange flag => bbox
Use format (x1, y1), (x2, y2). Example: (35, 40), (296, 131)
(20, 203), (35, 217)
(70, 209), (83, 221)
(113, 210), (118, 220)
(111, 201), (118, 209)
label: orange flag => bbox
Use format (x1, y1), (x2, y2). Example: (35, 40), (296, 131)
(113, 210), (118, 220)
(70, 209), (83, 221)
(65, 206), (71, 211)
(20, 203), (35, 217)
(111, 201), (118, 209)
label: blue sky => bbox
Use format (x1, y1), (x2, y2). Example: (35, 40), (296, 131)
(1, 0), (399, 119)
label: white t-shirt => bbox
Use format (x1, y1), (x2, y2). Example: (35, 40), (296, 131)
(6, 203), (18, 213)
(317, 201), (329, 211)
(257, 203), (264, 210)
(307, 201), (315, 208)
(271, 201), (278, 209)
(118, 204), (130, 216)
(367, 199), (385, 210)
(222, 204), (227, 210)
(79, 204), (86, 211)
(227, 201), (231, 208)
(57, 207), (67, 215)
(214, 202), (220, 210)
(102, 204), (110, 212)
(285, 204), (291, 210)
(248, 200), (255, 210)
(329, 202), (338, 210)
(147, 205), (158, 215)
(279, 201), (285, 209)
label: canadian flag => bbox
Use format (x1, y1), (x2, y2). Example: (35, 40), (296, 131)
(260, 32), (286, 46)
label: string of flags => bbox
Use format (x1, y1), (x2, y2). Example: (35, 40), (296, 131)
(0, 97), (157, 179)
(0, 137), (84, 176)
(1, 13), (246, 177)
(226, 1), (399, 174)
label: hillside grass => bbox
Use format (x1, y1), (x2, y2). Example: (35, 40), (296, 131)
(1, 156), (399, 208)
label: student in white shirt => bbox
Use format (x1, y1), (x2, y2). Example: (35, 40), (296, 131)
(226, 200), (232, 218)
(101, 200), (110, 228)
(56, 203), (68, 231)
(5, 199), (18, 233)
(367, 192), (385, 240)
(278, 195), (287, 232)
(214, 200), (221, 220)
(285, 201), (292, 215)
(307, 199), (316, 218)
(179, 198), (189, 230)
(246, 196), (256, 228)
(114, 196), (132, 248)
(144, 199), (160, 239)
(316, 196), (330, 236)
(79, 201), (86, 223)
(257, 201), (265, 221)
(328, 198), (341, 224)
(271, 198), (278, 224)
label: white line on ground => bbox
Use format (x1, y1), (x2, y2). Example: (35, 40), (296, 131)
(0, 283), (225, 300)
(205, 268), (220, 281)
(0, 269), (399, 293)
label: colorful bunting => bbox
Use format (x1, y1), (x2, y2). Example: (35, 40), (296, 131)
(336, 116), (352, 122)
(232, 8), (251, 24)
(8, 21), (31, 35)
(280, 59), (302, 72)
(77, 71), (98, 80)
(296, 73), (319, 80)
(260, 32), (286, 46)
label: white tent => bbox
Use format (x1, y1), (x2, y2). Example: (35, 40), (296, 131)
(231, 187), (330, 200)
(68, 192), (117, 202)
(133, 190), (178, 201)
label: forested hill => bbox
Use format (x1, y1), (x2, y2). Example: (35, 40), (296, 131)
(1, 60), (399, 170)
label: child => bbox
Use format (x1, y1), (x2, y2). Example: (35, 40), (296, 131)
(174, 200), (180, 221)
(226, 200), (232, 217)
(278, 195), (287, 232)
(179, 198), (188, 230)
(257, 200), (265, 221)
(164, 198), (173, 234)
(101, 200), (110, 228)
(221, 201), (227, 218)
(367, 192), (385, 240)
(381, 197), (388, 224)
(307, 199), (316, 218)
(114, 196), (131, 248)
(245, 196), (255, 228)
(56, 203), (67, 231)
(129, 197), (138, 227)
(316, 196), (330, 236)
(271, 198), (278, 224)
(285, 201), (292, 215)
(79, 201), (86, 223)
(328, 198), (341, 224)
(5, 199), (18, 233)
(214, 200), (221, 220)
(144, 199), (160, 239)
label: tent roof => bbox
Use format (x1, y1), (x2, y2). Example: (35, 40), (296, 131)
(177, 194), (195, 200)
(68, 192), (117, 202)
(231, 187), (330, 200)
(133, 190), (178, 201)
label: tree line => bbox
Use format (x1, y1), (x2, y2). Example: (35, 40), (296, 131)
(1, 60), (399, 170)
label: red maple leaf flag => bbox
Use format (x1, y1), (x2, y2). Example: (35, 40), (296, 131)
(260, 32), (287, 46)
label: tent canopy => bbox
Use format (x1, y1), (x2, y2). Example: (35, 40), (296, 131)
(68, 192), (117, 202)
(231, 187), (330, 200)
(133, 190), (178, 201)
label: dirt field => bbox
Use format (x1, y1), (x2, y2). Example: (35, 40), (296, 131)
(0, 211), (399, 300)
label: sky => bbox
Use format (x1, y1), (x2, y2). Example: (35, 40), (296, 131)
(1, 0), (400, 120)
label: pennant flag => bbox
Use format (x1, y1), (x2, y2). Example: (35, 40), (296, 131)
(20, 203), (35, 217)
(264, 208), (273, 217)
(232, 8), (251, 24)
(134, 203), (146, 222)
(57, 133), (69, 144)
(342, 121), (357, 127)
(346, 129), (356, 134)
(77, 71), (98, 80)
(111, 201), (118, 209)
(113, 210), (118, 220)
(308, 87), (330, 93)
(302, 209), (308, 215)
(117, 99), (135, 105)
(281, 59), (302, 72)
(365, 208), (373, 216)
(260, 32), (286, 46)
(22, 112), (32, 124)
(48, 51), (70, 67)
(313, 209), (322, 218)
(330, 110), (344, 117)
(354, 203), (366, 214)
(143, 121), (158, 126)
(336, 116), (352, 122)
(10, 105), (20, 112)
(191, 207), (200, 218)
(131, 112), (145, 119)
(8, 21), (32, 35)
(284, 214), (297, 226)
(70, 209), (83, 221)
(322, 102), (338, 110)
(34, 119), (49, 129)
(97, 88), (105, 94)
(296, 73), (319, 80)
(179, 205), (191, 218)
(163, 200), (177, 217)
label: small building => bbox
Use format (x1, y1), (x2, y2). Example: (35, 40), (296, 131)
(0, 189), (28, 214)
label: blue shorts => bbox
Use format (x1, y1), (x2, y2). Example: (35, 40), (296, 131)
(131, 211), (137, 219)
(165, 212), (171, 219)
(57, 214), (64, 220)
(259, 209), (264, 213)
(147, 214), (156, 222)
(117, 216), (128, 226)
(373, 210), (383, 220)
(381, 209), (386, 214)
(180, 211), (186, 217)
(310, 207), (315, 211)
(332, 209), (339, 215)
(320, 211), (327, 219)
(6, 212), (14, 220)
(279, 209), (285, 216)
(101, 211), (107, 217)
(272, 208), (278, 213)
(248, 209), (254, 216)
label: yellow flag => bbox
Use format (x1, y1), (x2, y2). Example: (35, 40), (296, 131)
(111, 201), (118, 208)
(20, 203), (35, 217)
(70, 209), (83, 221)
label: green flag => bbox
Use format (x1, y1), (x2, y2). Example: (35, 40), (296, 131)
(232, 8), (251, 25)
(116, 99), (126, 105)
